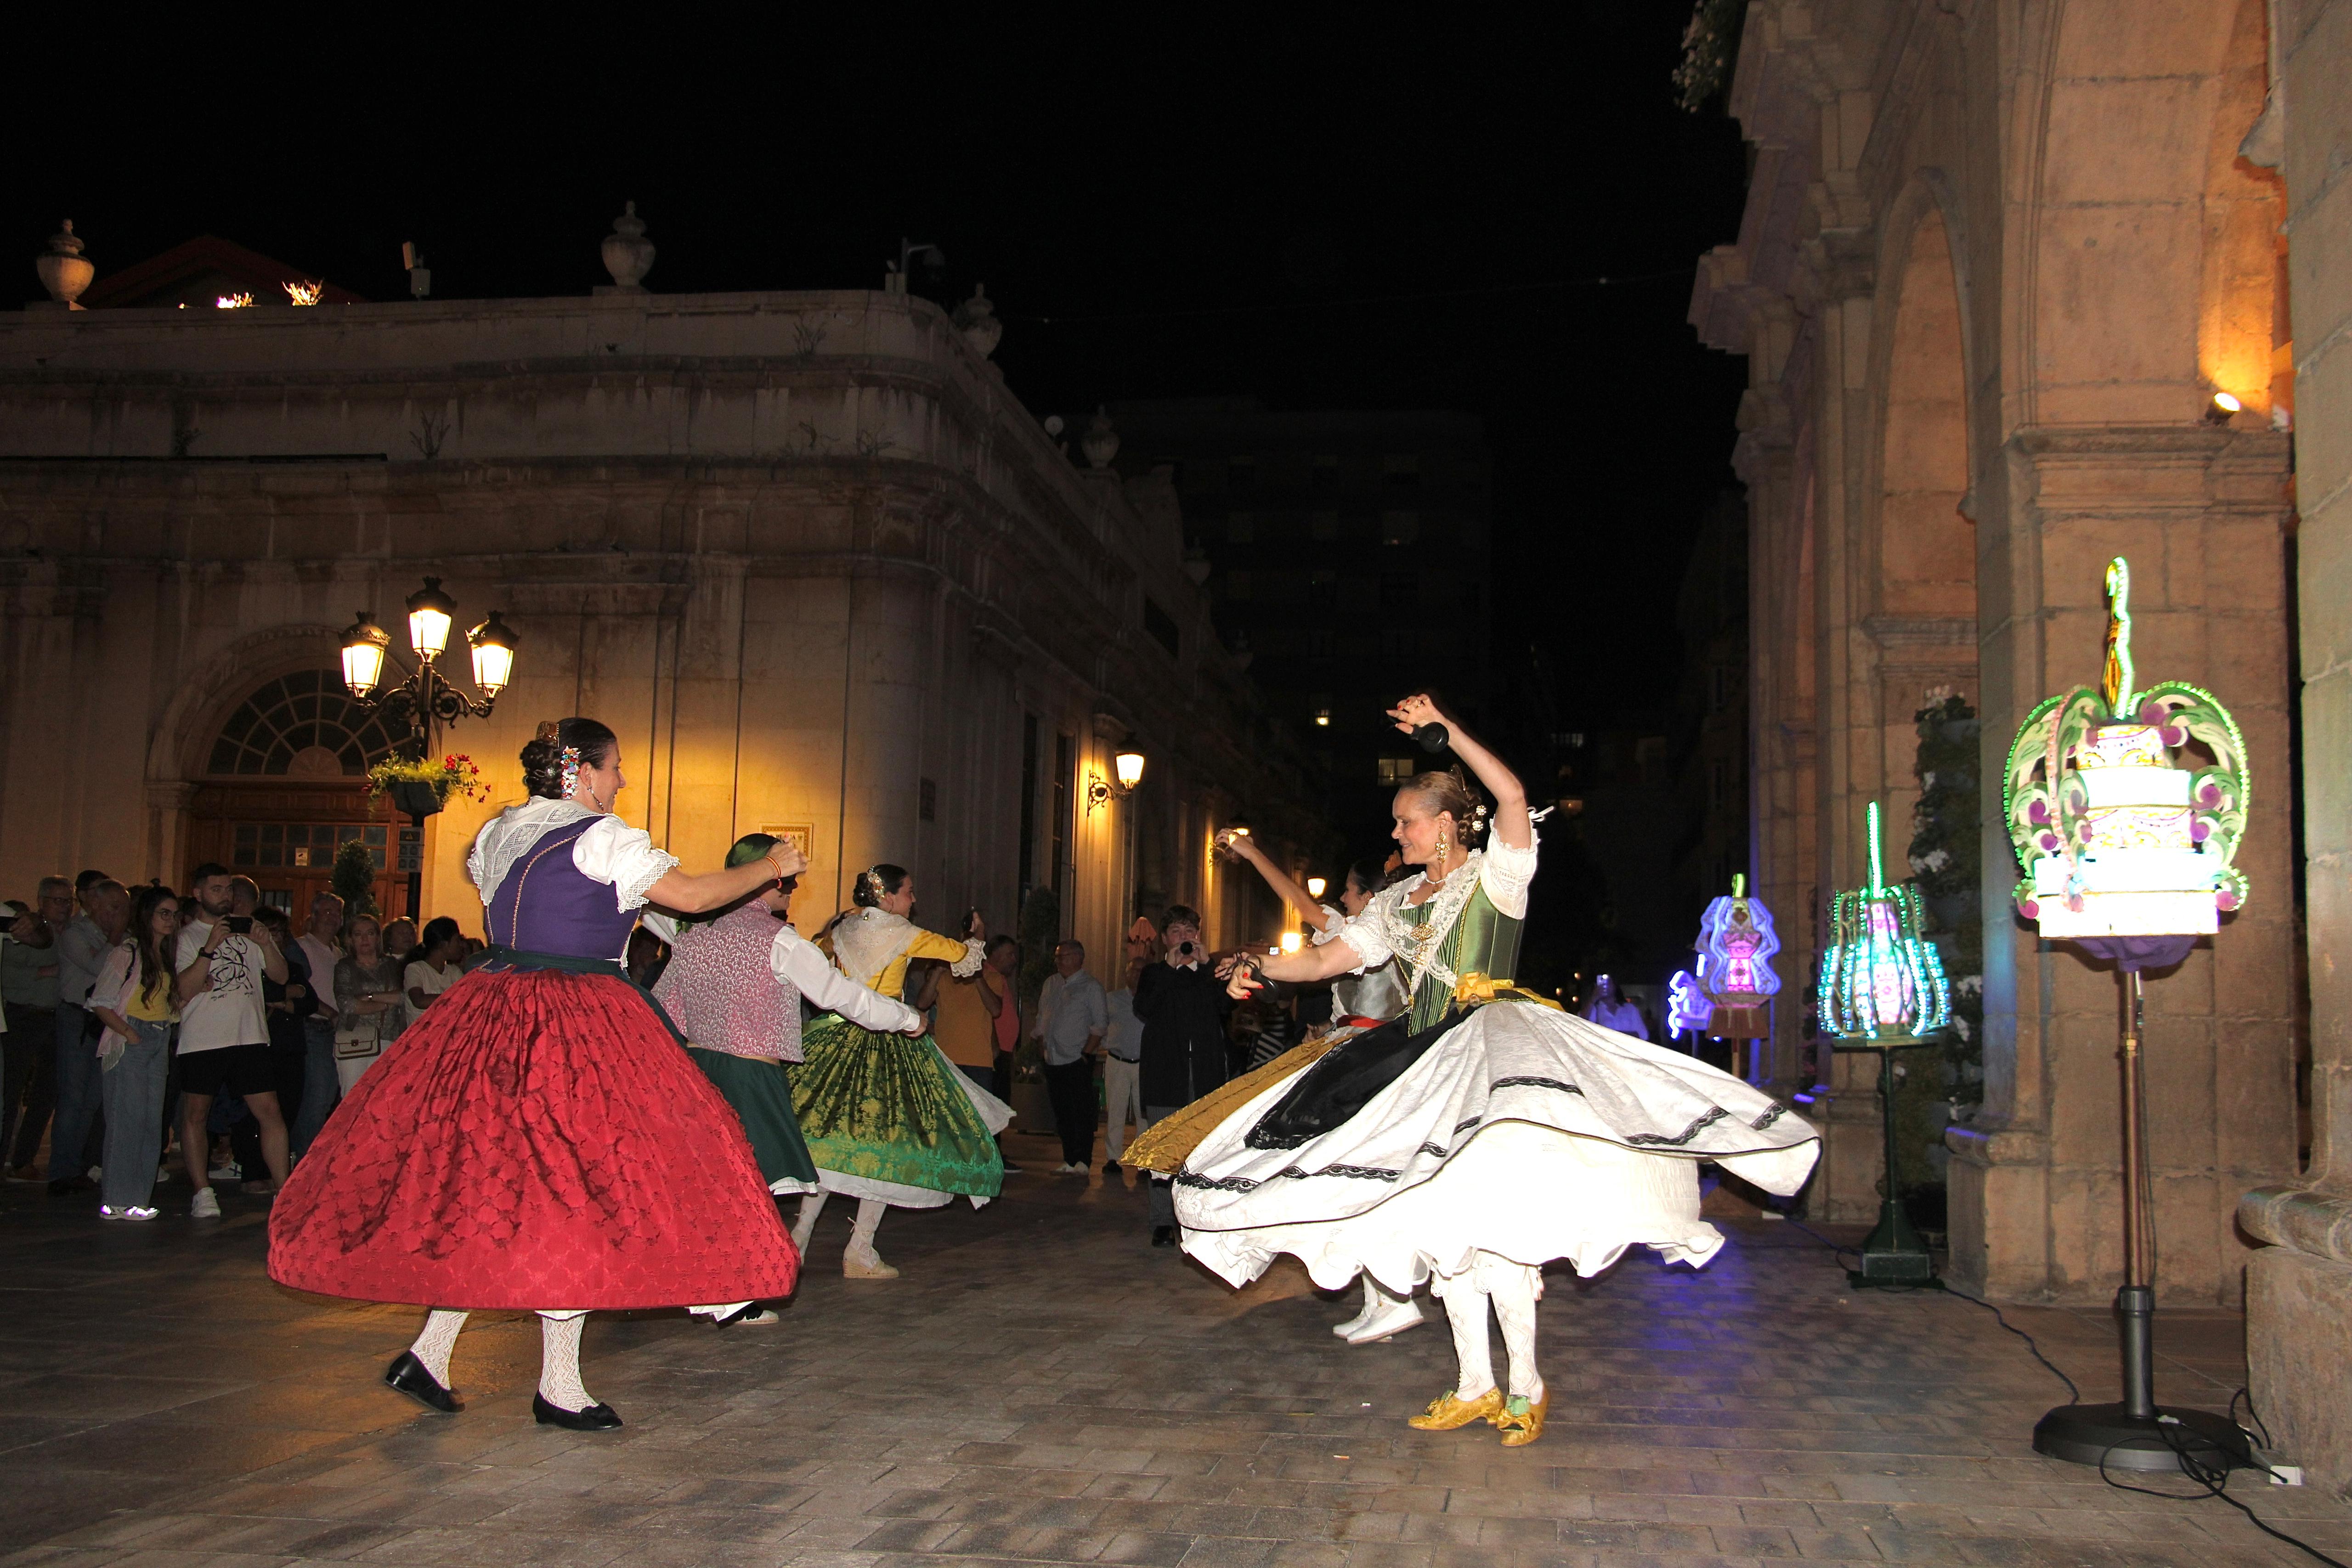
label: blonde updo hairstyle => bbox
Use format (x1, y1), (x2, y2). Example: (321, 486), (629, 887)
(1399, 764), (1491, 847)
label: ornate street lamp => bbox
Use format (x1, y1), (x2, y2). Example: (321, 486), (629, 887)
(339, 578), (520, 920)
(339, 578), (518, 750)
(1085, 749), (1148, 815)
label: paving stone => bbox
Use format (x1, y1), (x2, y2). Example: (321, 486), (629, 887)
(2, 1159), (2348, 1568)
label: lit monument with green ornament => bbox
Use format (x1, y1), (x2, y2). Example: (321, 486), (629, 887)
(2004, 554), (2255, 1475)
(1817, 800), (1951, 1288)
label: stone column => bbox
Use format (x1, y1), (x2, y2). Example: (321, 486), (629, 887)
(2239, 0), (2352, 1492)
(1950, 427), (2297, 1303)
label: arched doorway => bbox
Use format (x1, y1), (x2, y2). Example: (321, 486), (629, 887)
(187, 670), (412, 919)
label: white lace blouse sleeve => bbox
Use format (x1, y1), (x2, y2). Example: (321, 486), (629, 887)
(571, 817), (681, 911)
(773, 927), (922, 1034)
(1308, 904), (1349, 945)
(1477, 830), (1540, 921)
(1337, 896), (1400, 973)
(951, 937), (985, 978)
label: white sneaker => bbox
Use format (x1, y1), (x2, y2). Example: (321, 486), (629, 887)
(100, 1205), (159, 1222)
(1333, 1299), (1379, 1338)
(208, 1163), (241, 1182)
(190, 1187), (222, 1218)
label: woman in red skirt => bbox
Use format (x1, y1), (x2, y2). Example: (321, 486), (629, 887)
(270, 718), (802, 1430)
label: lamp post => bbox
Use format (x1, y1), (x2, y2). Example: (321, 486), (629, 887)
(339, 577), (519, 919)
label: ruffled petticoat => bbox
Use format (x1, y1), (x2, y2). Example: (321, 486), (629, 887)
(1173, 1002), (1819, 1293)
(270, 967), (799, 1310)
(791, 1016), (1012, 1208)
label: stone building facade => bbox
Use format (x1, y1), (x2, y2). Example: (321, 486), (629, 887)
(1691, 0), (2301, 1310)
(2236, 0), (2352, 1499)
(0, 278), (1305, 979)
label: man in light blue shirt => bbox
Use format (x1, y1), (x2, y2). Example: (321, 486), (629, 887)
(1034, 941), (1106, 1173)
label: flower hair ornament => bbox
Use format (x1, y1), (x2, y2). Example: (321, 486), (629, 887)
(859, 866), (886, 902)
(560, 745), (582, 800)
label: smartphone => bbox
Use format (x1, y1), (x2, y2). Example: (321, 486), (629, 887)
(226, 915), (253, 935)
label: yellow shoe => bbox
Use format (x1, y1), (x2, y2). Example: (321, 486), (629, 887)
(1407, 1387), (1504, 1430)
(842, 1246), (899, 1280)
(1493, 1388), (1549, 1447)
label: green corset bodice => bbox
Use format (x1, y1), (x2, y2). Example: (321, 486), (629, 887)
(1397, 882), (1526, 1032)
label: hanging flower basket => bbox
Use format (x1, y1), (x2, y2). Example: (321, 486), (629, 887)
(367, 752), (487, 818)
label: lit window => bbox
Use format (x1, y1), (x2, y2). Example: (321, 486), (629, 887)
(1377, 758), (1417, 785)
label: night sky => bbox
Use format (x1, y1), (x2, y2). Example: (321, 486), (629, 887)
(19, 15), (1748, 734)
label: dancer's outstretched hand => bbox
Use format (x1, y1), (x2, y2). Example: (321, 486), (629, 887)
(1225, 957), (1263, 1001)
(1387, 692), (1443, 737)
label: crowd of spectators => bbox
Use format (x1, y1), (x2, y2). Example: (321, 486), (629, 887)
(0, 866), (480, 1221)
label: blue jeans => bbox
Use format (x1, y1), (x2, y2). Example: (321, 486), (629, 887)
(48, 1005), (103, 1183)
(295, 1017), (339, 1154)
(100, 1021), (170, 1211)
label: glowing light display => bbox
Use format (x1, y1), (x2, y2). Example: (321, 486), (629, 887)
(216, 293), (255, 309)
(1666, 969), (1712, 1038)
(283, 280), (325, 306)
(2003, 557), (2251, 938)
(1817, 802), (1951, 1042)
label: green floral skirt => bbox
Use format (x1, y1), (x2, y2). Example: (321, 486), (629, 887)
(789, 1015), (1008, 1207)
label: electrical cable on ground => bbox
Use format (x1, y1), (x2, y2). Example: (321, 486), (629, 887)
(1783, 1214), (2341, 1564)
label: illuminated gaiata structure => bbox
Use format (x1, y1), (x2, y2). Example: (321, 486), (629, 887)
(1817, 801), (1951, 1042)
(2004, 557), (2250, 939)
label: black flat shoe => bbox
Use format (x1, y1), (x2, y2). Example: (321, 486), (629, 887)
(383, 1351), (462, 1413)
(712, 1302), (770, 1327)
(1151, 1225), (1177, 1247)
(532, 1393), (623, 1430)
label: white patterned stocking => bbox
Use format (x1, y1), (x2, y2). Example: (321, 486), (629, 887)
(407, 1309), (468, 1385)
(537, 1310), (594, 1412)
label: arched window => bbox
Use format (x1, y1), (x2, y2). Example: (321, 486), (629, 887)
(208, 670), (407, 777)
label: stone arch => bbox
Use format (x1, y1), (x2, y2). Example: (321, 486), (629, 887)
(1873, 196), (1975, 626)
(2023, 0), (2272, 423)
(145, 623), (353, 787)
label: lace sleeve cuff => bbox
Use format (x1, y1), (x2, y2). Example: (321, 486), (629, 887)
(951, 937), (986, 978)
(573, 818), (681, 912)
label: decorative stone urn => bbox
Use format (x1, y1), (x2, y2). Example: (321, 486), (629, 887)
(36, 220), (93, 309)
(952, 283), (1002, 358)
(600, 202), (655, 292)
(1081, 405), (1120, 469)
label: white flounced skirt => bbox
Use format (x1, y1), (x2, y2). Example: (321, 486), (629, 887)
(1172, 1001), (1821, 1293)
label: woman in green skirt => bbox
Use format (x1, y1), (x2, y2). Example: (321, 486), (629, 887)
(648, 838), (931, 1294)
(791, 863), (1012, 1278)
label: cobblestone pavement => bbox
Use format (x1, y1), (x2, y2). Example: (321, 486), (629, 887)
(4, 1131), (2349, 1568)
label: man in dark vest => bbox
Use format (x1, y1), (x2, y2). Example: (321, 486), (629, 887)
(1134, 903), (1231, 1246)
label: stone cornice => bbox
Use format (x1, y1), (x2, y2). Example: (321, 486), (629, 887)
(2240, 1186), (2352, 1264)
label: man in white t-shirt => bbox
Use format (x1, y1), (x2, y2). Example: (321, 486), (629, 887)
(173, 863), (289, 1217)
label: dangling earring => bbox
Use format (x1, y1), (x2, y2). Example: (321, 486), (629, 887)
(1436, 829), (1450, 865)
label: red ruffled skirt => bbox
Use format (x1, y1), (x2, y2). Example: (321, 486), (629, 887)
(269, 968), (799, 1309)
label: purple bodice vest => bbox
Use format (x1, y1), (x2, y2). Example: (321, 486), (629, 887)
(485, 818), (642, 961)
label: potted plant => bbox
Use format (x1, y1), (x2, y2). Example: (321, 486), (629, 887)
(366, 751), (486, 818)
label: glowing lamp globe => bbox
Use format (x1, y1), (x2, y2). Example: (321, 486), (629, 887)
(339, 610), (390, 700)
(1818, 801), (1951, 1042)
(1115, 750), (1146, 790)
(467, 611), (519, 698)
(405, 576), (457, 660)
(2004, 556), (2250, 939)
(1306, 876), (1327, 899)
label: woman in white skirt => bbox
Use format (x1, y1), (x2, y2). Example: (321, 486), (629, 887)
(1183, 694), (1819, 1447)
